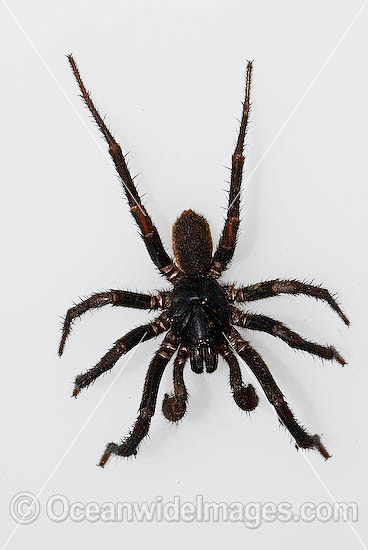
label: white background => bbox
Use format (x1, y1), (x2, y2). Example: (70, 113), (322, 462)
(1, 1), (367, 548)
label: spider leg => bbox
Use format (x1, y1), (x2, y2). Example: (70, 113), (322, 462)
(59, 290), (171, 355)
(210, 61), (253, 278)
(72, 312), (170, 397)
(162, 347), (189, 422)
(220, 341), (258, 411)
(231, 307), (346, 366)
(99, 331), (178, 466)
(67, 55), (182, 283)
(226, 279), (349, 325)
(227, 327), (331, 459)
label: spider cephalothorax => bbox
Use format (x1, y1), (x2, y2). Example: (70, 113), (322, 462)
(60, 56), (349, 467)
(169, 273), (231, 373)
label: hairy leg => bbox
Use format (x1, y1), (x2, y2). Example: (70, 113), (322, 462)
(99, 332), (178, 466)
(67, 55), (182, 283)
(162, 347), (189, 422)
(210, 61), (253, 278)
(226, 279), (349, 325)
(59, 289), (171, 355)
(231, 307), (346, 365)
(227, 327), (330, 459)
(221, 342), (258, 411)
(72, 312), (170, 397)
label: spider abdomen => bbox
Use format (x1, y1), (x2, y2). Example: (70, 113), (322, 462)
(169, 277), (231, 373)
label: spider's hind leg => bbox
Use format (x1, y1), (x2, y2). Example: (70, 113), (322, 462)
(227, 279), (349, 326)
(67, 55), (183, 283)
(99, 332), (178, 467)
(59, 290), (167, 356)
(209, 61), (253, 278)
(162, 347), (189, 423)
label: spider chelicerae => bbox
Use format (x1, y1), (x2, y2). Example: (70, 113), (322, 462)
(59, 56), (349, 467)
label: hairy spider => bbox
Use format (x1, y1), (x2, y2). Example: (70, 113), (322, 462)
(60, 56), (349, 467)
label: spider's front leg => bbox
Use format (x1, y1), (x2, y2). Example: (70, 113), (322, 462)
(227, 327), (331, 459)
(72, 312), (170, 397)
(99, 331), (178, 467)
(59, 289), (170, 355)
(231, 307), (346, 366)
(162, 347), (189, 422)
(226, 279), (349, 325)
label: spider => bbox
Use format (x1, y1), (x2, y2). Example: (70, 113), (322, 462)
(59, 56), (349, 468)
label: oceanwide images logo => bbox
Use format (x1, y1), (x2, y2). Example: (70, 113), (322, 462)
(10, 493), (358, 528)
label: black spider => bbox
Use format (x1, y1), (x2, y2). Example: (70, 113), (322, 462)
(60, 56), (349, 467)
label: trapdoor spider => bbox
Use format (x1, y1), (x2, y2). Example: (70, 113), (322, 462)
(59, 56), (349, 467)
